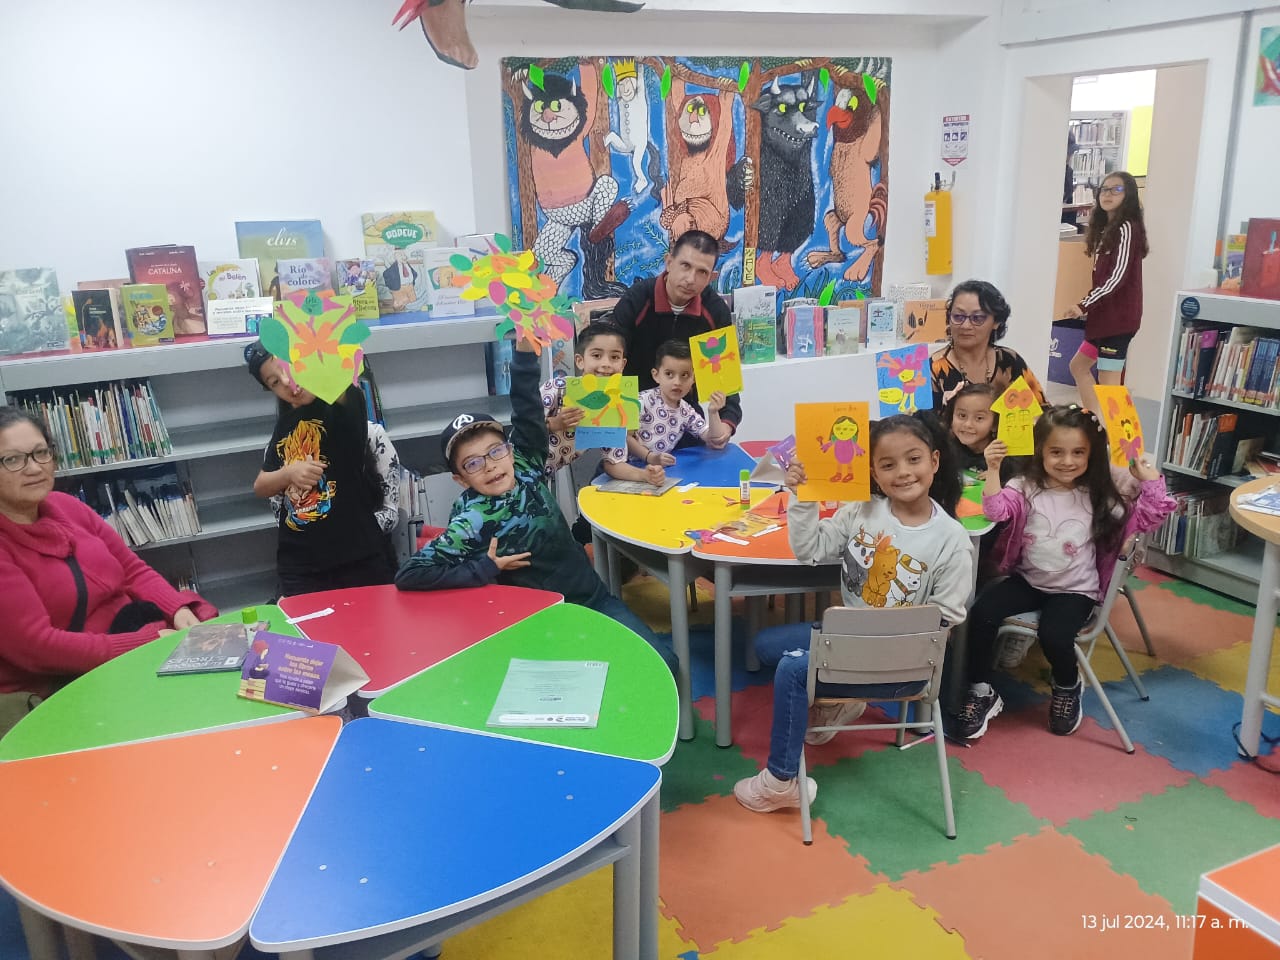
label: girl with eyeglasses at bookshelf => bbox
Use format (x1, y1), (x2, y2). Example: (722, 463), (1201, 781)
(1061, 170), (1149, 412)
(929, 279), (1047, 410)
(0, 407), (218, 735)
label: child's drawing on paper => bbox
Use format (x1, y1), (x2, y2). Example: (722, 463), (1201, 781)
(818, 415), (865, 483)
(875, 343), (931, 416)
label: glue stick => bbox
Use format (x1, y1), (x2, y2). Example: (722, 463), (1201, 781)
(739, 469), (751, 506)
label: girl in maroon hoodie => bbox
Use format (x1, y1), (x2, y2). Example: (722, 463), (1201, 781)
(1062, 170), (1149, 412)
(0, 408), (217, 729)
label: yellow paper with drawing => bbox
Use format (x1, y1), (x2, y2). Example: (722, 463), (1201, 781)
(1094, 385), (1145, 466)
(689, 326), (744, 398)
(794, 402), (870, 503)
(991, 376), (1043, 456)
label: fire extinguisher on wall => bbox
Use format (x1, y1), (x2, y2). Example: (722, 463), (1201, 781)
(925, 171), (953, 276)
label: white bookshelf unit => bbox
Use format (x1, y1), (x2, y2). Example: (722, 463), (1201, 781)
(0, 314), (508, 610)
(1068, 110), (1130, 196)
(1149, 291), (1280, 602)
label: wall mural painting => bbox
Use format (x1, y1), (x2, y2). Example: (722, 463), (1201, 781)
(501, 56), (891, 303)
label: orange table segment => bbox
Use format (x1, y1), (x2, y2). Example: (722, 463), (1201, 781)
(0, 716), (340, 950)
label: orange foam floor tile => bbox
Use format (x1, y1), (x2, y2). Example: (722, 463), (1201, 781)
(894, 827), (1194, 960)
(1108, 589), (1250, 666)
(659, 793), (884, 951)
(1204, 760), (1280, 820)
(709, 884), (972, 958)
(955, 709), (1193, 825)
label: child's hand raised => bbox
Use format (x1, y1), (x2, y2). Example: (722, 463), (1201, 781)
(548, 407), (584, 433)
(645, 464), (667, 486)
(784, 459), (807, 492)
(1129, 457), (1160, 482)
(707, 390), (726, 412)
(487, 537), (532, 571)
(984, 440), (1008, 472)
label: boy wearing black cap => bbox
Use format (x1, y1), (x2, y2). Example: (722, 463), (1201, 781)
(395, 337), (676, 671)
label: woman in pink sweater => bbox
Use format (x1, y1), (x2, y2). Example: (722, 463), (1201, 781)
(0, 408), (216, 726)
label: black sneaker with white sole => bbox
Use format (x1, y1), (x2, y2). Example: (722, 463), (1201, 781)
(1049, 679), (1084, 736)
(954, 688), (1004, 740)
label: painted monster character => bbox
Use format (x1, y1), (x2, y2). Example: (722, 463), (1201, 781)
(806, 82), (888, 284)
(603, 59), (661, 199)
(818, 415), (864, 483)
(750, 73), (819, 291)
(517, 68), (631, 298)
(661, 77), (752, 249)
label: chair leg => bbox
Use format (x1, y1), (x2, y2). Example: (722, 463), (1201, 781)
(798, 750), (814, 845)
(1075, 645), (1134, 753)
(932, 709), (957, 839)
(1105, 623), (1150, 701)
(1122, 585), (1156, 657)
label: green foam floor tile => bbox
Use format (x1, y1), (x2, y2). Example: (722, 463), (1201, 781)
(812, 744), (1046, 881)
(1062, 780), (1280, 913)
(661, 713), (762, 812)
(1156, 578), (1260, 618)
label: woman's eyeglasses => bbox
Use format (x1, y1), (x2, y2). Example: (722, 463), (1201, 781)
(459, 442), (513, 475)
(949, 312), (990, 326)
(1099, 184), (1125, 195)
(0, 447), (55, 472)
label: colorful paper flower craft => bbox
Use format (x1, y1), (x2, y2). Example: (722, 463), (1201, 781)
(260, 291), (370, 403)
(696, 334), (738, 375)
(573, 373), (639, 427)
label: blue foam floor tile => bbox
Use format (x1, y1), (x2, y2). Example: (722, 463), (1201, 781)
(1083, 664), (1280, 777)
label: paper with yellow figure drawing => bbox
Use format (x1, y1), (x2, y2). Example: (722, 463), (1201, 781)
(794, 402), (870, 503)
(260, 291), (368, 404)
(564, 374), (640, 450)
(991, 375), (1043, 456)
(689, 327), (743, 398)
(1094, 384), (1145, 466)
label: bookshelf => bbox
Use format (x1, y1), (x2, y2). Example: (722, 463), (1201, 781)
(1149, 291), (1280, 601)
(0, 312), (507, 610)
(1068, 111), (1129, 193)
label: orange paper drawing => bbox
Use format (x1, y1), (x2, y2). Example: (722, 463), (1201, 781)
(689, 326), (744, 398)
(991, 375), (1043, 456)
(794, 401), (870, 502)
(1094, 384), (1145, 466)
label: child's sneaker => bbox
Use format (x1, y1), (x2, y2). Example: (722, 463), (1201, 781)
(954, 686), (1003, 740)
(995, 633), (1036, 668)
(805, 699), (867, 745)
(1049, 678), (1084, 736)
(733, 769), (818, 812)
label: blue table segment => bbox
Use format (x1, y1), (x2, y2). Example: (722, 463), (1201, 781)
(249, 718), (661, 953)
(605, 442), (763, 489)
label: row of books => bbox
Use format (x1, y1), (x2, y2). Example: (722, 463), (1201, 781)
(1151, 490), (1240, 560)
(10, 380), (171, 470)
(65, 466), (201, 548)
(1164, 403), (1245, 479)
(731, 285), (947, 365)
(1, 212), (502, 359)
(1173, 323), (1280, 407)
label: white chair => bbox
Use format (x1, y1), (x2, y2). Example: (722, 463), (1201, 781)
(797, 604), (955, 845)
(995, 536), (1149, 754)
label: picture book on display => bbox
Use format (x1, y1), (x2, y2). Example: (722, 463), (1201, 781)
(423, 247), (475, 318)
(734, 284), (777, 365)
(0, 268), (66, 357)
(332, 259), (380, 321)
(199, 259), (261, 303)
(156, 619), (268, 676)
(234, 220), (326, 301)
(206, 297), (273, 338)
(70, 289), (122, 351)
(120, 284), (174, 346)
(866, 299), (897, 350)
(277, 258), (334, 296)
(900, 299), (948, 343)
(1242, 218), (1280, 300)
(825, 306), (863, 355)
(592, 475), (681, 496)
(125, 245), (206, 336)
(784, 304), (824, 358)
(361, 211), (438, 315)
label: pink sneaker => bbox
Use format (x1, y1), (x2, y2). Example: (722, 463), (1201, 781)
(805, 699), (867, 745)
(733, 769), (818, 813)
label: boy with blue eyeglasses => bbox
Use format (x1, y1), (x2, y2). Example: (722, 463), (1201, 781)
(395, 336), (677, 672)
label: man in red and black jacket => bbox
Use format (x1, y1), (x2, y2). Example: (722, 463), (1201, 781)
(611, 230), (742, 447)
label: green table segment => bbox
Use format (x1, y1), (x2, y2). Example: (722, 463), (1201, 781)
(370, 604), (679, 764)
(0, 606), (302, 761)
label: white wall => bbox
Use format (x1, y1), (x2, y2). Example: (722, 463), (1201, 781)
(1070, 70), (1156, 110)
(462, 7), (964, 299)
(0, 0), (478, 287)
(1227, 8), (1280, 230)
(1000, 0), (1276, 43)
